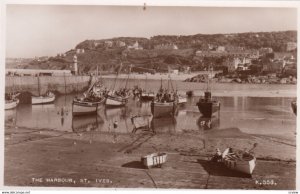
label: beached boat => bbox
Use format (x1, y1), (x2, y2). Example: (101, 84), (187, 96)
(32, 91), (55, 105)
(72, 98), (102, 116)
(151, 77), (178, 118)
(291, 101), (296, 115)
(151, 101), (177, 118)
(5, 98), (20, 110)
(221, 148), (256, 175)
(141, 153), (167, 168)
(197, 91), (220, 117)
(105, 62), (131, 107)
(106, 93), (129, 107)
(196, 67), (220, 117)
(32, 76), (56, 105)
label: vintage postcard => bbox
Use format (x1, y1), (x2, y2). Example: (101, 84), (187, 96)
(1, 0), (298, 191)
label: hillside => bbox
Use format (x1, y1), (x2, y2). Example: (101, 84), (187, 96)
(9, 31), (297, 73)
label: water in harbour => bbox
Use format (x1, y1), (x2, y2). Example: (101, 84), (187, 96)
(5, 93), (296, 140)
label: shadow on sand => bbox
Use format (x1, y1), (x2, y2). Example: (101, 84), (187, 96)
(197, 159), (252, 178)
(121, 161), (146, 169)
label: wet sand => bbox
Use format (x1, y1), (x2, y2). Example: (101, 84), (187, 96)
(4, 124), (295, 189)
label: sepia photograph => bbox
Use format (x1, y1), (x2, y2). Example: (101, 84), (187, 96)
(2, 1), (298, 190)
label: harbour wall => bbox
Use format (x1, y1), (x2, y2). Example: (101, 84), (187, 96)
(5, 75), (93, 96)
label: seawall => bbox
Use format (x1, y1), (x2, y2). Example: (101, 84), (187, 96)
(5, 75), (92, 96)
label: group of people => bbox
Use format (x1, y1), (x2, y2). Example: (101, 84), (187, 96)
(155, 89), (178, 103)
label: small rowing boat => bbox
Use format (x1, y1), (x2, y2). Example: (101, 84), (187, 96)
(5, 98), (20, 110)
(220, 147), (256, 175)
(141, 153), (167, 168)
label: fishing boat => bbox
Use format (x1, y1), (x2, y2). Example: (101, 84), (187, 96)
(106, 62), (130, 107)
(222, 148), (256, 175)
(140, 91), (155, 101)
(72, 97), (100, 116)
(196, 66), (220, 117)
(5, 98), (20, 110)
(106, 93), (129, 107)
(32, 91), (55, 105)
(291, 100), (296, 115)
(32, 76), (55, 105)
(72, 77), (106, 116)
(141, 152), (167, 168)
(140, 74), (155, 101)
(151, 77), (178, 118)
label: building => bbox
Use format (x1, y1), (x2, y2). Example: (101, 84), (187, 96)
(216, 46), (225, 52)
(286, 42), (297, 51)
(259, 47), (273, 56)
(127, 41), (143, 50)
(154, 43), (178, 50)
(76, 49), (85, 54)
(116, 40), (126, 47)
(104, 41), (113, 48)
(224, 57), (251, 72)
(6, 69), (72, 76)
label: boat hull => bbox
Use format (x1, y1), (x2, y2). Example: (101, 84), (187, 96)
(141, 153), (167, 168)
(140, 92), (155, 101)
(105, 95), (128, 107)
(151, 101), (177, 118)
(178, 96), (187, 104)
(32, 92), (55, 105)
(72, 100), (99, 116)
(197, 101), (220, 117)
(5, 99), (19, 110)
(223, 156), (256, 175)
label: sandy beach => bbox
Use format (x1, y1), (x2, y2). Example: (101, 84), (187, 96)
(4, 122), (296, 189)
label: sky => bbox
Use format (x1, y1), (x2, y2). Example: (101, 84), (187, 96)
(5, 4), (298, 58)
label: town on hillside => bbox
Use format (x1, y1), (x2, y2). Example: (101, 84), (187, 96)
(6, 31), (297, 84)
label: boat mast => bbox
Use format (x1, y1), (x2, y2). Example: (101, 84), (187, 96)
(124, 64), (130, 89)
(112, 62), (122, 91)
(38, 74), (40, 96)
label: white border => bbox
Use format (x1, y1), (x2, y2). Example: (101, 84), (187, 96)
(0, 0), (299, 193)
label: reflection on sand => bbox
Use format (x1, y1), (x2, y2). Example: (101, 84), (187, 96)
(151, 117), (177, 134)
(197, 116), (220, 130)
(72, 114), (104, 133)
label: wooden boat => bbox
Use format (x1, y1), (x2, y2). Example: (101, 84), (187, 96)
(131, 115), (151, 130)
(197, 91), (220, 117)
(32, 76), (56, 105)
(32, 91), (55, 105)
(222, 148), (256, 175)
(151, 77), (178, 118)
(106, 92), (129, 107)
(178, 95), (187, 104)
(106, 62), (130, 107)
(72, 98), (100, 116)
(141, 153), (167, 168)
(151, 101), (177, 118)
(291, 101), (296, 115)
(140, 91), (155, 101)
(140, 74), (155, 101)
(5, 98), (19, 110)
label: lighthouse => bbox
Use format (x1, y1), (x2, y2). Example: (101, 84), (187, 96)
(73, 55), (78, 75)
